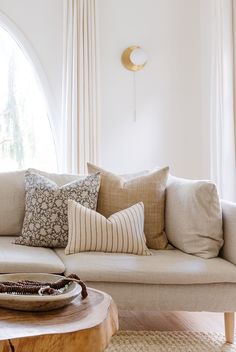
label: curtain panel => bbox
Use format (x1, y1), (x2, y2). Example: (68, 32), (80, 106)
(209, 0), (236, 201)
(61, 0), (100, 174)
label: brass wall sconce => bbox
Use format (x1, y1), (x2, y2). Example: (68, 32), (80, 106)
(121, 46), (148, 71)
(121, 46), (148, 121)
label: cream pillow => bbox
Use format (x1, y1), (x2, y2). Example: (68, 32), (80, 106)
(66, 200), (151, 255)
(165, 176), (223, 258)
(87, 163), (169, 250)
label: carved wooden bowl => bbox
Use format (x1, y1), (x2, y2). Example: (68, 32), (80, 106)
(0, 273), (81, 311)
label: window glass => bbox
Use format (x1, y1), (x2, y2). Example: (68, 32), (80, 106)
(0, 27), (57, 172)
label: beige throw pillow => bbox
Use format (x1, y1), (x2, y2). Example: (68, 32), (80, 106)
(66, 200), (151, 255)
(165, 176), (223, 258)
(87, 163), (169, 249)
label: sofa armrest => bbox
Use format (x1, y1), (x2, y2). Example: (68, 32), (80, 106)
(221, 200), (236, 264)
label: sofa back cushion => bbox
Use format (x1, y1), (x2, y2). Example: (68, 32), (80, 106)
(0, 170), (25, 236)
(165, 176), (223, 258)
(29, 168), (84, 186)
(0, 169), (83, 236)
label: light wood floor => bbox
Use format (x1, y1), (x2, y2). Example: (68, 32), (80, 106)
(119, 311), (227, 332)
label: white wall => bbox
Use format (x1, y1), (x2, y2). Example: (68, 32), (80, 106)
(0, 0), (210, 179)
(0, 0), (63, 145)
(99, 0), (210, 179)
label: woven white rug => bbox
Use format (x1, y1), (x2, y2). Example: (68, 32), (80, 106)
(106, 331), (236, 351)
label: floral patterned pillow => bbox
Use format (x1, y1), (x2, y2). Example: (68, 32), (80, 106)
(14, 170), (100, 248)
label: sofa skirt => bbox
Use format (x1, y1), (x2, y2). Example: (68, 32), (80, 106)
(85, 281), (236, 312)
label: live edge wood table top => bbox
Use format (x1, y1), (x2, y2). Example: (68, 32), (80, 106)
(0, 288), (118, 352)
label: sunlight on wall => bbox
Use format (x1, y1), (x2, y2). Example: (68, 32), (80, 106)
(0, 26), (57, 172)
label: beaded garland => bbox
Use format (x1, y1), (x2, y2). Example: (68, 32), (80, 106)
(0, 274), (88, 299)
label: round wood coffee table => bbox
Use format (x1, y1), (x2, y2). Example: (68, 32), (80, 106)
(0, 288), (118, 352)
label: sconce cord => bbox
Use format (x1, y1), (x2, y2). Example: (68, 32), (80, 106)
(133, 72), (137, 122)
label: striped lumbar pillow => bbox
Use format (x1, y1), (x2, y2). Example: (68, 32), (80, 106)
(65, 200), (151, 256)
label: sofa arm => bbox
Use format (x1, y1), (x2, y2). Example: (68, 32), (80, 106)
(221, 200), (236, 265)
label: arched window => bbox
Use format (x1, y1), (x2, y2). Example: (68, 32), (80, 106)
(0, 25), (57, 172)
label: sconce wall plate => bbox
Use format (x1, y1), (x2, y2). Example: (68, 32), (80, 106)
(121, 46), (147, 71)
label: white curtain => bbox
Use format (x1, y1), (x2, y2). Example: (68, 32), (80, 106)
(61, 0), (100, 174)
(210, 0), (236, 201)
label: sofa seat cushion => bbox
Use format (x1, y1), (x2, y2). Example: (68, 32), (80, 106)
(55, 248), (236, 285)
(0, 237), (65, 273)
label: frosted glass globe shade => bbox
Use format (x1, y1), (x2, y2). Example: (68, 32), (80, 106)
(130, 48), (148, 66)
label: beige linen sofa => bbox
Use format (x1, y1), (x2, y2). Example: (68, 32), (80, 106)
(0, 170), (236, 343)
